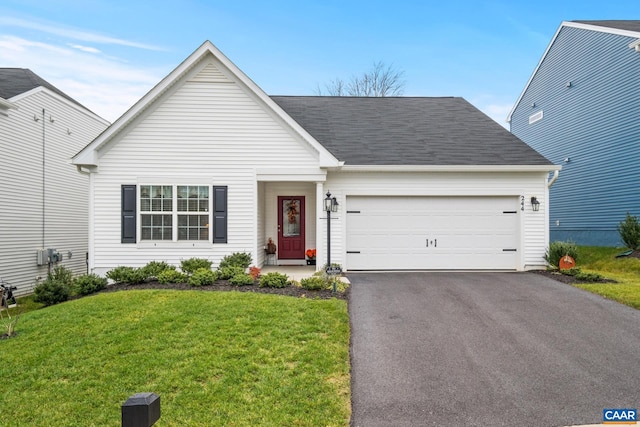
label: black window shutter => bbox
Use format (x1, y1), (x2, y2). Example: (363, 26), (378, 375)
(121, 185), (136, 243)
(212, 186), (227, 243)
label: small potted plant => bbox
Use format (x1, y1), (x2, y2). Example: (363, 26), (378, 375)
(306, 248), (316, 265)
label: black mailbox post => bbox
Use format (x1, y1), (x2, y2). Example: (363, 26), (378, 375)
(122, 393), (160, 427)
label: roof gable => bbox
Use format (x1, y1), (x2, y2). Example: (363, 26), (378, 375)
(0, 68), (88, 110)
(73, 41), (341, 168)
(272, 96), (552, 166)
(508, 20), (640, 122)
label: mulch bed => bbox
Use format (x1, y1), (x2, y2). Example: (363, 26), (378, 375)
(99, 280), (349, 300)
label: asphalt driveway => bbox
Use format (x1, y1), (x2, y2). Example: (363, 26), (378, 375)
(348, 272), (640, 427)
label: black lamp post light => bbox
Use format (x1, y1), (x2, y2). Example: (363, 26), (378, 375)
(324, 191), (340, 292)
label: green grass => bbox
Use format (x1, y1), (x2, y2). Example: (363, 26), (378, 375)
(0, 290), (350, 426)
(572, 246), (640, 310)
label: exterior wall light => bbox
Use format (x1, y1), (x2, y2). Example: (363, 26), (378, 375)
(531, 196), (540, 212)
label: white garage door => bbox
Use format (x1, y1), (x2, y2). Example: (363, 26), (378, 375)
(346, 196), (519, 270)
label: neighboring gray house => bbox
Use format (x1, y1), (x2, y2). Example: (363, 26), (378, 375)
(73, 41), (559, 274)
(508, 20), (640, 246)
(0, 69), (109, 295)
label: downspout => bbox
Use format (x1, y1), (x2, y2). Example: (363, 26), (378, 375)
(547, 170), (559, 188)
(41, 108), (45, 251)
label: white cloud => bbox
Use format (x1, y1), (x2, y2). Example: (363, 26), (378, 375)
(69, 44), (102, 54)
(0, 35), (164, 121)
(0, 16), (164, 51)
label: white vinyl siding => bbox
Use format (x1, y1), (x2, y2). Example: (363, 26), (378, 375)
(324, 171), (550, 271)
(0, 89), (108, 294)
(90, 58), (321, 274)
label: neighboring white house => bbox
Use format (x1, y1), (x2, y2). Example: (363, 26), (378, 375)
(72, 41), (560, 274)
(0, 69), (109, 295)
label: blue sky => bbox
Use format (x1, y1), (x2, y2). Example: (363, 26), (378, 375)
(0, 1), (635, 125)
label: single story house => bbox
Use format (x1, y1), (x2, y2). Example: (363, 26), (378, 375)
(72, 41), (559, 273)
(0, 68), (109, 294)
(508, 20), (640, 246)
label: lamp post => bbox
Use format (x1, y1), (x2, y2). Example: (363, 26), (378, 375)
(324, 191), (333, 267)
(324, 192), (339, 292)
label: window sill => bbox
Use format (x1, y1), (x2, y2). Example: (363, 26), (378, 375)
(137, 241), (214, 249)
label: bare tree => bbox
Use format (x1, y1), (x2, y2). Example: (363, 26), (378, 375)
(316, 61), (405, 96)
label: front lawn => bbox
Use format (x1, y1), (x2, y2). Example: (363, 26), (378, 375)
(0, 290), (350, 426)
(574, 246), (640, 310)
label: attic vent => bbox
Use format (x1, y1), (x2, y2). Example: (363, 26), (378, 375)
(189, 63), (230, 83)
(529, 110), (543, 125)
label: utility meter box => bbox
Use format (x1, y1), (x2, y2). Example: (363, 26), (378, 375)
(48, 248), (62, 264)
(36, 249), (48, 266)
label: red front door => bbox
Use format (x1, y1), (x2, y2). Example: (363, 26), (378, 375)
(277, 196), (305, 259)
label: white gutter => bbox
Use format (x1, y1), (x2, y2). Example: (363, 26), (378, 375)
(547, 169), (560, 187)
(340, 164), (562, 173)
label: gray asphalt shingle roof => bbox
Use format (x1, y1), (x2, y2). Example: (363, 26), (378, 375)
(271, 96), (552, 166)
(0, 68), (86, 109)
(573, 20), (640, 33)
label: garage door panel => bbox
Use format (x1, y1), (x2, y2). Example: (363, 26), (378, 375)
(346, 196), (519, 270)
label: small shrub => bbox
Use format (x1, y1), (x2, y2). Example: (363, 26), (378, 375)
(258, 272), (289, 288)
(617, 212), (640, 251)
(33, 279), (70, 306)
(180, 258), (212, 275)
(574, 271), (604, 282)
(545, 241), (578, 269)
(218, 266), (245, 280)
(188, 268), (218, 287)
(229, 273), (255, 286)
(300, 276), (326, 291)
(49, 265), (74, 284)
(157, 269), (187, 284)
(249, 266), (261, 280)
(140, 261), (174, 279)
(219, 252), (252, 270)
(74, 274), (108, 296)
(105, 266), (146, 284)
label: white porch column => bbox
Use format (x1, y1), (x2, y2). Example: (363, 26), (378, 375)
(315, 181), (325, 271)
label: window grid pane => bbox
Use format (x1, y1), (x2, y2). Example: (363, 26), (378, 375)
(141, 214), (172, 240)
(178, 214), (209, 241)
(177, 185), (209, 213)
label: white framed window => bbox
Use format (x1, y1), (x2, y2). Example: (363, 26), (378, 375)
(139, 185), (210, 241)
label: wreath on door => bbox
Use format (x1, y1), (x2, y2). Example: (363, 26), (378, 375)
(286, 200), (299, 224)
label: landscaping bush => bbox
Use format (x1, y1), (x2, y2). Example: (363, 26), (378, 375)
(33, 266), (75, 306)
(188, 268), (218, 286)
(219, 252), (252, 270)
(105, 266), (146, 284)
(49, 265), (74, 284)
(140, 261), (174, 279)
(157, 269), (187, 284)
(617, 212), (640, 251)
(300, 276), (326, 291)
(74, 274), (108, 296)
(180, 258), (212, 275)
(545, 241), (579, 268)
(574, 270), (604, 282)
(229, 273), (255, 286)
(33, 278), (70, 306)
(258, 272), (289, 288)
(218, 266), (245, 280)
